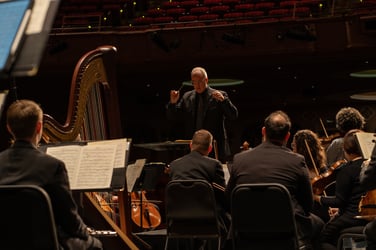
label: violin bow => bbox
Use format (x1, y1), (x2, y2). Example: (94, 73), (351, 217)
(304, 139), (320, 176)
(305, 139), (334, 217)
(319, 118), (329, 139)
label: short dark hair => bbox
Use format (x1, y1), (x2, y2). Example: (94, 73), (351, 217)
(191, 129), (213, 154)
(7, 99), (42, 139)
(343, 129), (362, 156)
(336, 107), (365, 135)
(264, 110), (291, 142)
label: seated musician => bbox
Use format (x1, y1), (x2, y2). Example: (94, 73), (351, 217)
(226, 110), (324, 250)
(168, 129), (230, 246)
(360, 143), (376, 250)
(315, 129), (368, 250)
(326, 107), (366, 166)
(0, 99), (102, 250)
(292, 129), (333, 223)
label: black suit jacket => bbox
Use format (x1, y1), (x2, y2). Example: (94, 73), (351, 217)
(169, 150), (226, 188)
(0, 140), (100, 249)
(225, 141), (315, 242)
(169, 150), (228, 233)
(167, 87), (238, 162)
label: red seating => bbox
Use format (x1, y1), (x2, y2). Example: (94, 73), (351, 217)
(279, 0), (299, 8)
(223, 12), (244, 19)
(210, 5), (230, 14)
(198, 13), (219, 20)
(133, 16), (153, 25)
(146, 8), (166, 17)
(179, 0), (200, 9)
(234, 3), (254, 12)
(178, 15), (198, 22)
(190, 6), (210, 15)
(161, 1), (180, 9)
(153, 16), (174, 23)
(254, 2), (275, 10)
(293, 6), (311, 16)
(269, 8), (290, 16)
(222, 0), (240, 5)
(203, 0), (223, 6)
(166, 7), (186, 16)
(244, 10), (264, 18)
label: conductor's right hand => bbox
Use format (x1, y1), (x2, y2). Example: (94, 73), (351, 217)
(170, 90), (180, 104)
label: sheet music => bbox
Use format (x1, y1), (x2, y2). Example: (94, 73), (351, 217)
(355, 132), (376, 159)
(89, 138), (131, 168)
(47, 145), (82, 187)
(126, 159), (146, 192)
(0, 90), (8, 119)
(46, 138), (129, 190)
(26, 0), (49, 34)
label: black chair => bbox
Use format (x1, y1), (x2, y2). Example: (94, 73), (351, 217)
(230, 183), (300, 250)
(164, 179), (222, 250)
(0, 185), (60, 250)
(337, 226), (366, 250)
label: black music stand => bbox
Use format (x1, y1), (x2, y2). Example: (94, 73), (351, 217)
(132, 162), (166, 231)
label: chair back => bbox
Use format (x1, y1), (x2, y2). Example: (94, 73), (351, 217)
(164, 179), (221, 249)
(231, 183), (299, 250)
(0, 185), (60, 250)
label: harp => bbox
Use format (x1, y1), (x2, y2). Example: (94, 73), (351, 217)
(42, 45), (138, 249)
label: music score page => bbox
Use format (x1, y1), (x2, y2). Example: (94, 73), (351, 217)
(46, 138), (130, 190)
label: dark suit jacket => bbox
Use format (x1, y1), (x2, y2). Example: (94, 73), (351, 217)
(167, 87), (238, 162)
(0, 140), (100, 249)
(169, 151), (228, 228)
(169, 150), (226, 188)
(225, 141), (315, 243)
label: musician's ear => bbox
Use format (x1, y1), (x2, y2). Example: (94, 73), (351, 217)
(208, 144), (213, 154)
(36, 120), (42, 133)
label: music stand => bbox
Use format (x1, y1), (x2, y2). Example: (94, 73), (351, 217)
(132, 162), (166, 231)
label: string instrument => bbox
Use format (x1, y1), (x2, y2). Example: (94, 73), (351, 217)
(357, 160), (376, 220)
(212, 182), (225, 192)
(40, 45), (139, 249)
(358, 189), (376, 221)
(319, 118), (340, 149)
(131, 191), (161, 229)
(304, 139), (343, 218)
(311, 160), (346, 195)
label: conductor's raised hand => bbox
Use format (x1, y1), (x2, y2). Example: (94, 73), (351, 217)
(170, 90), (180, 104)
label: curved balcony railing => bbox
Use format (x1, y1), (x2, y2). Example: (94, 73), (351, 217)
(53, 0), (376, 33)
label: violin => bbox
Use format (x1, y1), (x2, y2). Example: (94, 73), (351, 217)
(311, 160), (346, 195)
(131, 191), (161, 229)
(318, 118), (340, 149)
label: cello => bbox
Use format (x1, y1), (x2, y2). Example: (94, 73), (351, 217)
(358, 160), (376, 221)
(131, 191), (161, 230)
